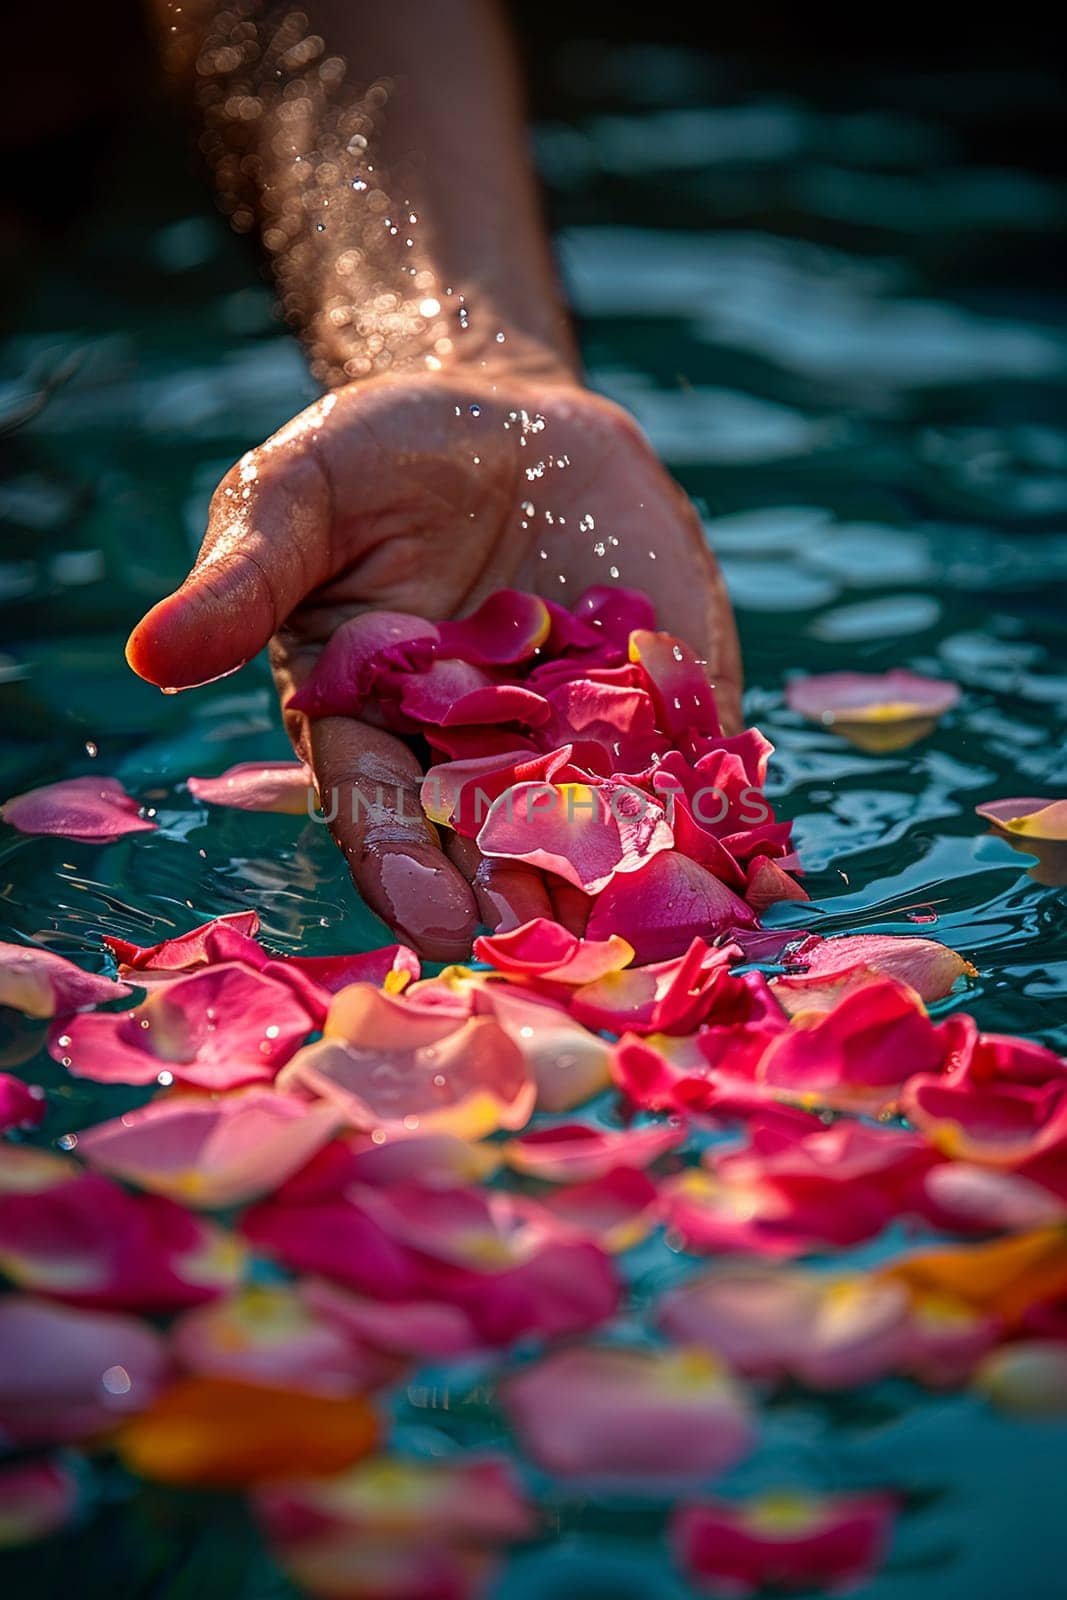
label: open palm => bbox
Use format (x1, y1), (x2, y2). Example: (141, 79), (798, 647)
(128, 372), (740, 959)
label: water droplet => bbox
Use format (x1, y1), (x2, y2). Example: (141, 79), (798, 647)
(593, 542), (606, 557)
(522, 501), (535, 517)
(157, 1070), (174, 1087)
(672, 645), (684, 661)
(57, 1133), (77, 1151)
(403, 1114), (420, 1130)
(608, 565), (620, 579)
(519, 1026), (534, 1039)
(579, 513), (595, 532)
(371, 1128), (388, 1144)
(56, 1034), (71, 1049)
(469, 403), (481, 417)
(101, 1365), (131, 1396)
(85, 740), (98, 758)
(351, 178), (367, 191)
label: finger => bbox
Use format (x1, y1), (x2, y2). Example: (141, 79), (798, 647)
(309, 716), (478, 963)
(127, 440), (334, 690)
(548, 880), (591, 937)
(444, 833), (555, 934)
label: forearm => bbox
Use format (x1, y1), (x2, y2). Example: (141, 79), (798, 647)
(154, 0), (577, 385)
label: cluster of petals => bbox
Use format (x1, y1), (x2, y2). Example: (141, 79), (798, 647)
(242, 1153), (620, 1351)
(289, 587), (800, 951)
(5, 591), (1067, 1595)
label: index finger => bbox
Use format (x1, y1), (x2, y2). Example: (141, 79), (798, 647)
(308, 715), (479, 964)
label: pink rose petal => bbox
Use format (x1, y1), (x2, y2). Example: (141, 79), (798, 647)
(503, 1344), (752, 1483)
(975, 796), (1067, 842)
(78, 1089), (343, 1208)
(756, 975), (950, 1113)
(0, 1073), (46, 1131)
(104, 910), (261, 973)
(51, 962), (318, 1089)
(286, 611), (440, 718)
(0, 940), (131, 1018)
(0, 1294), (169, 1444)
(435, 589), (551, 664)
(572, 584), (657, 645)
(773, 932), (975, 1014)
(476, 777), (673, 893)
(568, 938), (740, 1036)
(500, 1120), (685, 1183)
(671, 1491), (896, 1597)
(786, 669), (961, 723)
(628, 629), (722, 739)
(2, 776), (156, 842)
(187, 761), (315, 814)
(280, 1001), (536, 1140)
(658, 1265), (914, 1390)
(0, 1144), (242, 1311)
(0, 1457), (79, 1548)
(473, 917), (634, 986)
(171, 1283), (400, 1394)
(586, 850), (757, 964)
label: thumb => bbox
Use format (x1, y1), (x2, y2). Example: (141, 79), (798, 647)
(126, 446), (332, 690)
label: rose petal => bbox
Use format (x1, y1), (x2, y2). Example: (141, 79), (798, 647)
(51, 962), (318, 1089)
(671, 1491), (896, 1597)
(975, 796), (1067, 842)
(104, 910), (261, 973)
(116, 1375), (378, 1487)
(786, 669), (960, 723)
(628, 629), (722, 739)
(0, 1144), (243, 1311)
(568, 939), (740, 1036)
(477, 778), (673, 893)
(586, 850), (757, 964)
(171, 1284), (399, 1394)
(0, 1294), (169, 1444)
(0, 1072), (46, 1131)
(0, 940), (132, 1018)
(280, 1013), (535, 1140)
(286, 611), (440, 718)
(78, 1089), (343, 1208)
(500, 1120), (685, 1183)
(435, 589), (551, 664)
(254, 1453), (535, 1547)
(473, 917), (634, 986)
(659, 1265), (913, 1390)
(503, 1344), (752, 1483)
(773, 933), (975, 1014)
(187, 761), (315, 814)
(0, 1459), (79, 1548)
(2, 776), (156, 841)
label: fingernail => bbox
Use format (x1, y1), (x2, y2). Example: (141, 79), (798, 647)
(360, 844), (478, 963)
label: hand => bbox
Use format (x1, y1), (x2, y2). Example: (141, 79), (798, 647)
(127, 369), (741, 960)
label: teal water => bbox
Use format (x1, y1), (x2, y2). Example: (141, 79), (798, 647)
(2, 44), (1067, 1600)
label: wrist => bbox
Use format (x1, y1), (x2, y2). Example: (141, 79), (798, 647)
(311, 283), (579, 391)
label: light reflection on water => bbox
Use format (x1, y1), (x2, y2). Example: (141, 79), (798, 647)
(1, 40), (1066, 1600)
